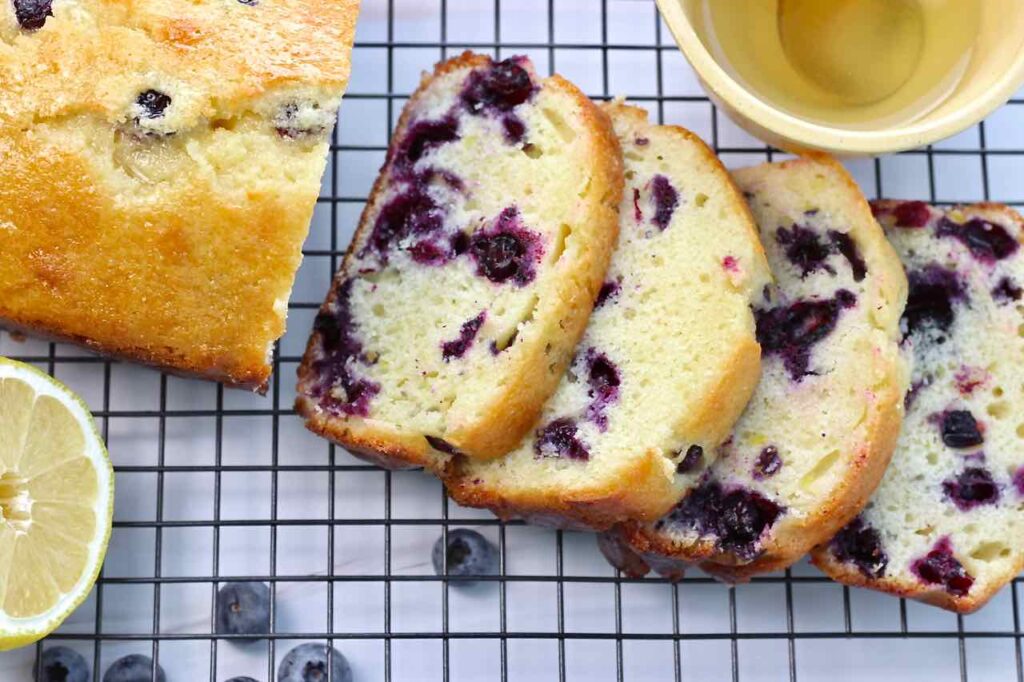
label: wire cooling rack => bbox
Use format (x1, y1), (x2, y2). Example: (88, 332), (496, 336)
(3, 1), (1024, 680)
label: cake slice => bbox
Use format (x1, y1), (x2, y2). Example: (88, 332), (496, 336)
(0, 0), (359, 390)
(296, 53), (623, 469)
(812, 201), (1024, 613)
(442, 103), (772, 529)
(602, 156), (908, 580)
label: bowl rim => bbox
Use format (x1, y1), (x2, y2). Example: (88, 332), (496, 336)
(656, 0), (1024, 154)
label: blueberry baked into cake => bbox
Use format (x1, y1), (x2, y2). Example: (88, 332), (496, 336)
(443, 102), (772, 530)
(812, 201), (1024, 613)
(0, 0), (358, 390)
(296, 53), (623, 469)
(602, 157), (908, 580)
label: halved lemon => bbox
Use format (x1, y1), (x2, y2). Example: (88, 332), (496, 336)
(0, 358), (113, 651)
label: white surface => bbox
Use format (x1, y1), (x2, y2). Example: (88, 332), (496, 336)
(1, 0), (1023, 680)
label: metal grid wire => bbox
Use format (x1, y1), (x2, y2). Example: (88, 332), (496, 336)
(2, 0), (1024, 680)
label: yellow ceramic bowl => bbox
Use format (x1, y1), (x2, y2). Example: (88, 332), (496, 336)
(657, 0), (1024, 155)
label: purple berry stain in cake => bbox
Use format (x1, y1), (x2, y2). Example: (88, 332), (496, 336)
(534, 418), (589, 461)
(954, 367), (988, 396)
(396, 116), (460, 167)
(136, 90), (172, 119)
(911, 537), (974, 597)
(943, 467), (1000, 510)
(633, 189), (643, 224)
(886, 200), (932, 228)
(441, 311), (487, 361)
(1014, 468), (1024, 495)
(649, 175), (679, 231)
(470, 207), (543, 285)
(660, 481), (783, 561)
(937, 217), (1019, 263)
(13, 0), (52, 30)
(776, 225), (834, 278)
(940, 409), (984, 448)
(584, 350), (621, 431)
(461, 57), (537, 144)
(595, 280), (620, 309)
(830, 516), (888, 579)
(365, 188), (446, 261)
(903, 265), (965, 339)
(722, 256), (739, 273)
(754, 289), (857, 380)
(828, 230), (867, 282)
(993, 277), (1023, 303)
(676, 445), (704, 474)
(310, 279), (380, 417)
(753, 446), (782, 480)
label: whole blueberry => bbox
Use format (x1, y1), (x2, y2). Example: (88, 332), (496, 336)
(277, 643), (352, 682)
(217, 582), (271, 639)
(102, 655), (166, 682)
(432, 528), (499, 580)
(38, 646), (89, 682)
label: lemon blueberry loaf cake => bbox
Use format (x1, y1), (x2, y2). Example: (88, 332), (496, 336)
(442, 103), (772, 530)
(296, 53), (623, 470)
(812, 201), (1024, 613)
(0, 0), (358, 390)
(603, 157), (908, 580)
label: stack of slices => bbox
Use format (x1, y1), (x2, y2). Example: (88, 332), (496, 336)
(298, 51), (1024, 614)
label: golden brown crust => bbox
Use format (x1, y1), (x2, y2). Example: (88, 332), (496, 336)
(296, 52), (624, 470)
(0, 0), (359, 390)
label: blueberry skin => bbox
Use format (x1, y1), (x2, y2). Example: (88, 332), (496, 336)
(102, 655), (166, 682)
(277, 643), (352, 682)
(39, 646), (90, 682)
(432, 529), (499, 580)
(216, 582), (271, 639)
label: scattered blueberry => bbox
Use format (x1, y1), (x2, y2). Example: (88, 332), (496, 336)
(534, 417), (589, 461)
(937, 217), (1019, 262)
(754, 290), (856, 380)
(501, 116), (527, 144)
(311, 279), (380, 417)
(903, 265), (964, 338)
(943, 467), (999, 510)
(675, 445), (704, 474)
(659, 481), (783, 560)
(397, 116), (459, 166)
(993, 277), (1023, 302)
(1014, 467), (1024, 495)
(277, 644), (352, 682)
(828, 230), (867, 282)
(753, 446), (782, 480)
(135, 90), (172, 120)
(38, 647), (89, 682)
(911, 537), (974, 596)
(594, 280), (620, 309)
(275, 102), (327, 139)
(649, 175), (679, 231)
(441, 311), (486, 361)
(585, 350), (620, 430)
(632, 188), (643, 223)
(776, 225), (833, 278)
(102, 655), (166, 682)
(432, 528), (499, 579)
(891, 200), (932, 228)
(461, 58), (535, 112)
(13, 0), (52, 30)
(830, 516), (888, 579)
(367, 188), (444, 259)
(940, 410), (983, 448)
(469, 207), (542, 285)
(216, 581), (271, 639)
